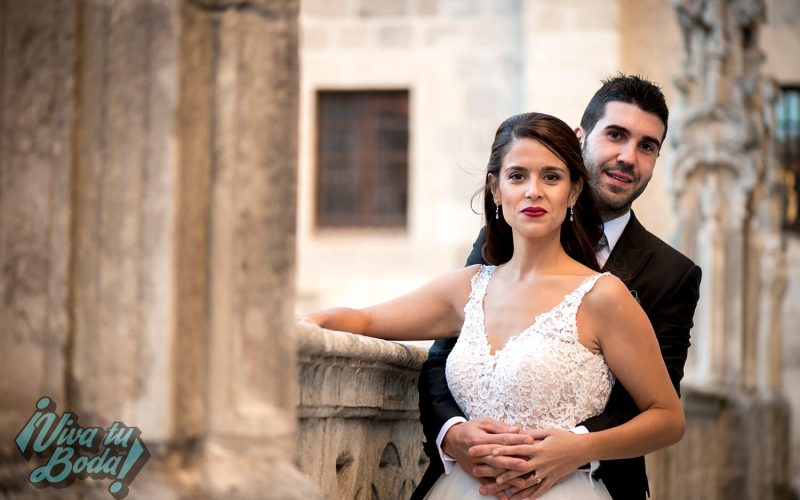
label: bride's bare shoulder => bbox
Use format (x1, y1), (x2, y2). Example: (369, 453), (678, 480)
(582, 274), (638, 312)
(423, 264), (485, 311)
(438, 264), (484, 288)
(425, 263), (483, 289)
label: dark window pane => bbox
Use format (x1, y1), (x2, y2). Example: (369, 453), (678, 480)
(316, 91), (409, 227)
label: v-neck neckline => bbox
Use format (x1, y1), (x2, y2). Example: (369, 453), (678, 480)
(479, 266), (598, 357)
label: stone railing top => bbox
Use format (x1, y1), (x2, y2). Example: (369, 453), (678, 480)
(296, 321), (428, 369)
(295, 321), (429, 416)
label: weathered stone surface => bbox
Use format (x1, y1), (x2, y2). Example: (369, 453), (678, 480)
(0, 0), (318, 498)
(338, 25), (370, 47)
(70, 0), (179, 436)
(296, 323), (428, 499)
(1, 0), (796, 498)
(301, 0), (349, 18)
(648, 387), (793, 499)
(412, 0), (438, 17)
(661, 0), (793, 497)
(172, 0), (215, 449)
(436, 0), (480, 17)
(0, 0), (74, 469)
(204, 0), (300, 432)
(190, 0), (299, 17)
(356, 0), (407, 17)
(183, 1), (318, 497)
(669, 0), (785, 390)
(378, 24), (413, 47)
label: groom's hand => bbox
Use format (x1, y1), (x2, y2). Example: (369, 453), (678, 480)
(442, 417), (533, 488)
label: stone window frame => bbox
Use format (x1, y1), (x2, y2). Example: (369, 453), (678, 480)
(314, 90), (410, 228)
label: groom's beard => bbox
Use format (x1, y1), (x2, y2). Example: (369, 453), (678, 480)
(582, 149), (650, 214)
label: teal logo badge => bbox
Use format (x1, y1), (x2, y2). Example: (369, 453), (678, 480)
(15, 397), (150, 498)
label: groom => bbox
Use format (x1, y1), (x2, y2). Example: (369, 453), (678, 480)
(412, 75), (702, 500)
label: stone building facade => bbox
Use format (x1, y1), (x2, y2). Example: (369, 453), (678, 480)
(0, 0), (798, 499)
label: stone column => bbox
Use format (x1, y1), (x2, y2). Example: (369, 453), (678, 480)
(70, 0), (180, 441)
(182, 1), (319, 498)
(0, 0), (75, 490)
(0, 0), (319, 497)
(663, 0), (791, 497)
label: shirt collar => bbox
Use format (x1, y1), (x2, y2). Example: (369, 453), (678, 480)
(602, 210), (631, 252)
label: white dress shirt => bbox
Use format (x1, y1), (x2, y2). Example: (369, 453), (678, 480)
(596, 211), (630, 269)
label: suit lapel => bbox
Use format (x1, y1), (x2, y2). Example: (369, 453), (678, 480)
(602, 212), (653, 288)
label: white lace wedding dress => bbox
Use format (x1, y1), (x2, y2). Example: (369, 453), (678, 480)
(425, 266), (615, 499)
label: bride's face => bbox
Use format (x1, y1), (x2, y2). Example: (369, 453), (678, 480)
(490, 138), (580, 240)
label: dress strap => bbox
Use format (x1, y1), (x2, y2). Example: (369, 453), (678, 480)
(467, 265), (495, 305)
(562, 272), (612, 311)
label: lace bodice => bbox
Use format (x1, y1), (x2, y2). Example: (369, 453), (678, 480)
(446, 266), (615, 430)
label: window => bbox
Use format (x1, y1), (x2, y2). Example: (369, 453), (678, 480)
(315, 90), (409, 228)
(777, 86), (800, 231)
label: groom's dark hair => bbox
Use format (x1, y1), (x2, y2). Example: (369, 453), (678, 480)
(480, 112), (602, 270)
(580, 74), (669, 141)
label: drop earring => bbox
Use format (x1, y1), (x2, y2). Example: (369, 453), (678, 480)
(569, 206), (574, 222)
(495, 204), (501, 220)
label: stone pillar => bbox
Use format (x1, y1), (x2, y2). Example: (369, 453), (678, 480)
(0, 0), (319, 497)
(65, 1), (188, 497)
(70, 0), (180, 441)
(185, 0), (318, 497)
(0, 0), (75, 490)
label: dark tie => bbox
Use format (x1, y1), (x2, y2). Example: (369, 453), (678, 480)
(598, 233), (608, 249)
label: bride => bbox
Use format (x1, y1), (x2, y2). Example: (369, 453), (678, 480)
(303, 112), (684, 499)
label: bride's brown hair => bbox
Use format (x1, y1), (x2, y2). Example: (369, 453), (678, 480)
(480, 112), (602, 270)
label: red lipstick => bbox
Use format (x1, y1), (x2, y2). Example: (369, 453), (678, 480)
(521, 207), (547, 217)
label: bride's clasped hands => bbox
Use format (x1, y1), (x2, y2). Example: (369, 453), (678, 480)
(472, 426), (596, 499)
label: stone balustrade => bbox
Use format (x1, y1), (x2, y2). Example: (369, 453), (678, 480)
(296, 323), (429, 499)
(295, 323), (792, 500)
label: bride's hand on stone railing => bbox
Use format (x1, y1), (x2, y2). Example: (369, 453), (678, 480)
(296, 315), (320, 327)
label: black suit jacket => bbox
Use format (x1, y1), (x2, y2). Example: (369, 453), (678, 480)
(411, 212), (702, 500)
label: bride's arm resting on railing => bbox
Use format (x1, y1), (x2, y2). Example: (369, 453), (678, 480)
(303, 265), (480, 342)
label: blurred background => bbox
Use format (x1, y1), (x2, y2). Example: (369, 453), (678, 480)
(1, 0), (799, 498)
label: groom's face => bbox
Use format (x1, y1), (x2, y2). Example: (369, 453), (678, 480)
(578, 101), (665, 220)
